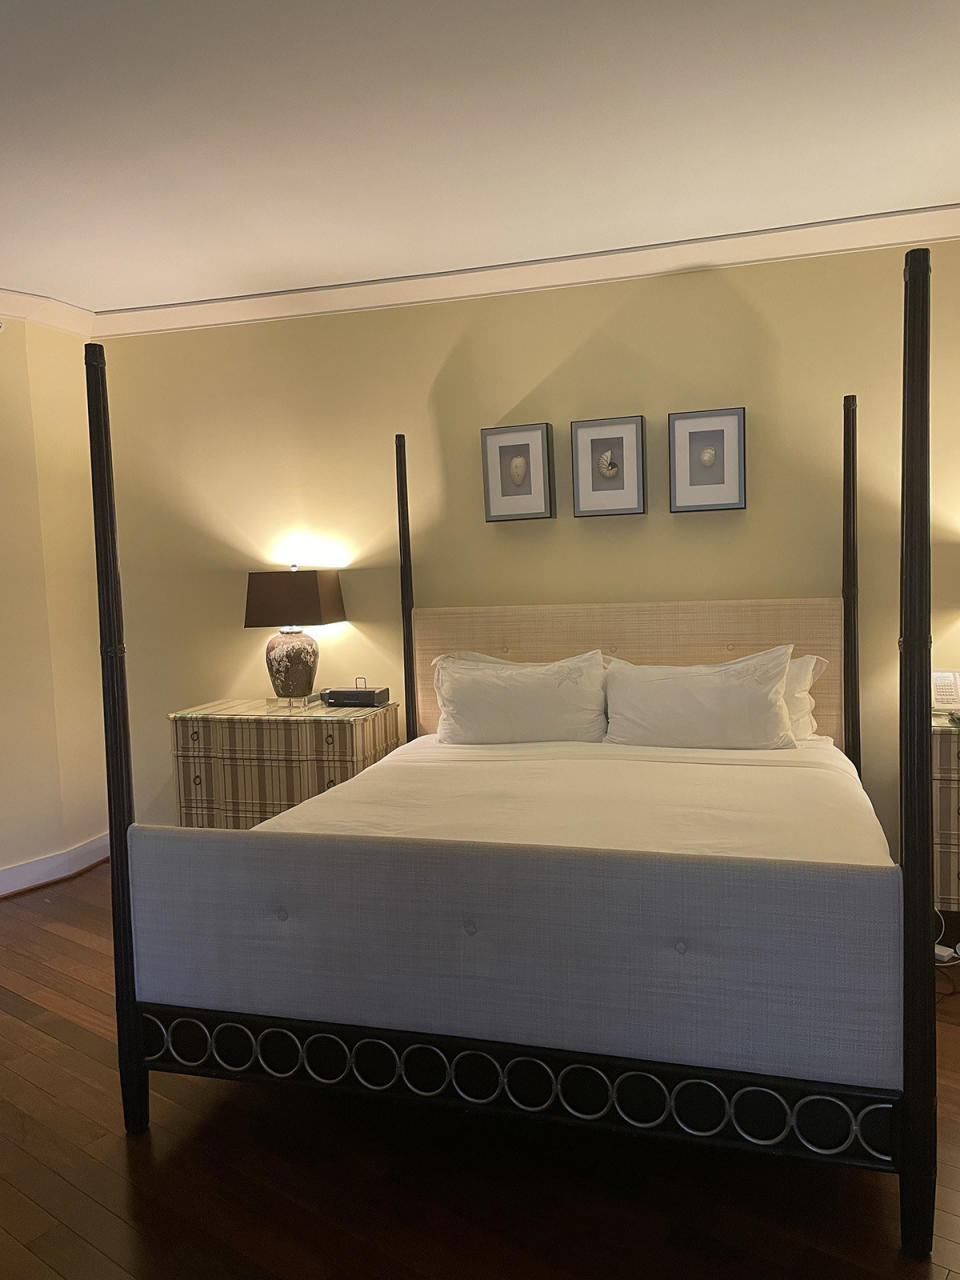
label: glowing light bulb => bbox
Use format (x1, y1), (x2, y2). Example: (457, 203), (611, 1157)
(268, 531), (352, 569)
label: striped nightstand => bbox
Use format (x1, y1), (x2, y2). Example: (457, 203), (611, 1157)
(933, 724), (960, 911)
(169, 698), (400, 830)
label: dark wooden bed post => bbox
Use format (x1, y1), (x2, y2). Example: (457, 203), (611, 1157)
(85, 342), (149, 1135)
(396, 434), (418, 740)
(898, 247), (935, 1258)
(842, 394), (862, 775)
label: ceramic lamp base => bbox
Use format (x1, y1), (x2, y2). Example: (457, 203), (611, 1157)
(265, 629), (318, 698)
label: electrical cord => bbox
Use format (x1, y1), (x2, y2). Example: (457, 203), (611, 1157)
(934, 910), (960, 1005)
(935, 907), (960, 967)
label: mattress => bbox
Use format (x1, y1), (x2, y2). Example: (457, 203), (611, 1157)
(128, 737), (902, 1090)
(258, 735), (892, 866)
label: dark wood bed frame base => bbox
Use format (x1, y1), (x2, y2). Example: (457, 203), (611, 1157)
(85, 248), (936, 1258)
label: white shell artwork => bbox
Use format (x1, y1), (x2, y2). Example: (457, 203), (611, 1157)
(698, 446), (717, 467)
(597, 449), (619, 479)
(509, 454), (528, 486)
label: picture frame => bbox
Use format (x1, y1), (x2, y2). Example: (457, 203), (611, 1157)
(481, 423), (555, 522)
(668, 408), (746, 512)
(571, 416), (646, 517)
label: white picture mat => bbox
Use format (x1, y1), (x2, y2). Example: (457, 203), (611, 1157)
(673, 414), (742, 507)
(486, 428), (546, 517)
(576, 423), (640, 512)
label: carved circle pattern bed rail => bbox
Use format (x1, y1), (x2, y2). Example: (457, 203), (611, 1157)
(140, 1007), (896, 1169)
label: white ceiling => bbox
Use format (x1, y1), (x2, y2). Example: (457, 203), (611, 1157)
(1, 0), (958, 315)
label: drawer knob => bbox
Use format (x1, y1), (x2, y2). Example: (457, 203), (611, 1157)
(325, 734), (334, 745)
(190, 730), (200, 742)
(193, 775), (202, 786)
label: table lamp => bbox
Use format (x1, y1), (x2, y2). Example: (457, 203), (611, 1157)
(244, 567), (346, 698)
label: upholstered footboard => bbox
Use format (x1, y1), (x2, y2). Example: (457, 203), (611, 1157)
(124, 823), (902, 1174)
(128, 824), (902, 1092)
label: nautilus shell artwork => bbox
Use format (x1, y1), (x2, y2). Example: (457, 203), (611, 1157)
(698, 446), (717, 467)
(597, 449), (619, 479)
(509, 454), (528, 486)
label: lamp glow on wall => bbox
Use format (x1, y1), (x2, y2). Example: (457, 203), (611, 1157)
(244, 567), (346, 698)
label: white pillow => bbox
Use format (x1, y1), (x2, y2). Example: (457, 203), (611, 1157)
(433, 650), (607, 744)
(604, 646), (796, 750)
(785, 654), (828, 740)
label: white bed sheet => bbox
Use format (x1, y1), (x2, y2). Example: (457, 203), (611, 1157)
(258, 735), (892, 868)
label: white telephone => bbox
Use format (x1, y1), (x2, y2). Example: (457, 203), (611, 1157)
(932, 671), (960, 713)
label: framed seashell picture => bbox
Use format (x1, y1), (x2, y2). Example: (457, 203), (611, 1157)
(481, 423), (555, 522)
(668, 407), (746, 512)
(571, 416), (646, 517)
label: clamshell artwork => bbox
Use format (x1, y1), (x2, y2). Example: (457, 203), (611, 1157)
(597, 449), (619, 479)
(509, 454), (528, 486)
(698, 446), (717, 467)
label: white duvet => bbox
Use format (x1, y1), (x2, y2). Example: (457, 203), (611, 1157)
(258, 735), (891, 868)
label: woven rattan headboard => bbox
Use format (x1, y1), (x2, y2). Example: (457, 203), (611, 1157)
(412, 598), (844, 746)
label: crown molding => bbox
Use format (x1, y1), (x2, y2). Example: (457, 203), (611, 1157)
(5, 205), (959, 342)
(0, 288), (95, 338)
(92, 204), (960, 339)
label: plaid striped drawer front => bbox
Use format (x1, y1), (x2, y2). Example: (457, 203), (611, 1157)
(173, 718), (218, 754)
(934, 728), (960, 779)
(213, 760), (360, 809)
(181, 804), (282, 831)
(213, 718), (355, 762)
(935, 842), (960, 911)
(179, 803), (223, 829)
(175, 756), (221, 809)
(934, 781), (960, 847)
(301, 760), (367, 795)
(302, 719), (357, 761)
(218, 759), (307, 808)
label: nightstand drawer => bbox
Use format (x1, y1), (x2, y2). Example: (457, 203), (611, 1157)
(216, 759), (359, 808)
(217, 759), (305, 808)
(935, 842), (960, 910)
(219, 802), (292, 829)
(934, 783), (960, 846)
(175, 757), (220, 808)
(179, 803), (225, 830)
(180, 804), (277, 831)
(933, 730), (960, 779)
(204, 717), (362, 762)
(173, 719), (219, 754)
(217, 717), (333, 761)
(301, 761), (361, 794)
(181, 798), (338, 831)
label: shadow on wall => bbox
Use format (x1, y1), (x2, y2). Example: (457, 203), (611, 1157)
(420, 268), (788, 608)
(414, 267), (911, 847)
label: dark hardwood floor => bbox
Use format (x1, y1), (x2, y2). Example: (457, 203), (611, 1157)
(0, 861), (958, 1279)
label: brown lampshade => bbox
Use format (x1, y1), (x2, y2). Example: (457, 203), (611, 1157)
(244, 569), (346, 628)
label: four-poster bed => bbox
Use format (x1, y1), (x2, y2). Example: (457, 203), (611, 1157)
(85, 248), (936, 1258)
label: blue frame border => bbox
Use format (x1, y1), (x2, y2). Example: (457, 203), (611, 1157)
(481, 423), (555, 522)
(571, 416), (646, 518)
(668, 408), (746, 512)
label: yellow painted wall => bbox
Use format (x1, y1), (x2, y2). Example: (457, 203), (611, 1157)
(26, 323), (107, 847)
(0, 319), (63, 867)
(0, 319), (105, 871)
(103, 241), (960, 843)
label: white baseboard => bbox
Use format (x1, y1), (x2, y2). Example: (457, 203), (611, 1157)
(0, 832), (109, 898)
